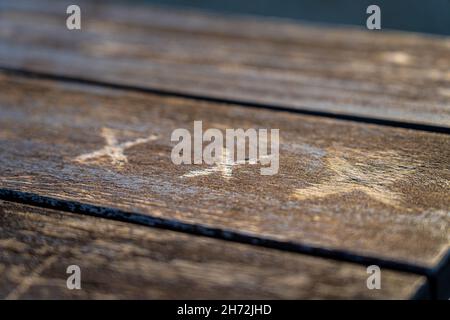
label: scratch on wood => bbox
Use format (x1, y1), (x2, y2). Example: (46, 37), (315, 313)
(182, 146), (270, 179)
(5, 255), (58, 300)
(293, 147), (418, 207)
(74, 127), (158, 167)
(380, 51), (413, 65)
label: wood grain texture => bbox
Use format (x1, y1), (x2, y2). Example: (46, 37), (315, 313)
(0, 74), (448, 276)
(0, 0), (449, 127)
(0, 200), (429, 299)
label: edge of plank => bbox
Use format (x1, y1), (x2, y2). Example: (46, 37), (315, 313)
(2, 188), (447, 299)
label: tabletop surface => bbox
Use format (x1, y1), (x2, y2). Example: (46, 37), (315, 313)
(0, 0), (449, 300)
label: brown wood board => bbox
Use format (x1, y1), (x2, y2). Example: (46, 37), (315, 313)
(0, 200), (431, 299)
(0, 73), (448, 291)
(0, 0), (449, 128)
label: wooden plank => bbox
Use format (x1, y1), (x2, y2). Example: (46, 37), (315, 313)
(0, 0), (449, 128)
(0, 72), (448, 281)
(0, 200), (429, 299)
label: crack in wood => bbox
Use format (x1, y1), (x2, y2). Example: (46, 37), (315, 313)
(1, 67), (449, 135)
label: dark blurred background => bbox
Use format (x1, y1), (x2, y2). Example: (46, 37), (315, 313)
(134, 0), (450, 35)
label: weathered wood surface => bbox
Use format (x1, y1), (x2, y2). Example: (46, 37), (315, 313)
(0, 200), (429, 299)
(0, 73), (448, 277)
(0, 0), (449, 127)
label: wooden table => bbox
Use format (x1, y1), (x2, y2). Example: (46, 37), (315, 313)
(0, 0), (449, 299)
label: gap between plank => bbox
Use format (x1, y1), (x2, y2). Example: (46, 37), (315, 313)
(1, 188), (448, 300)
(0, 66), (449, 135)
